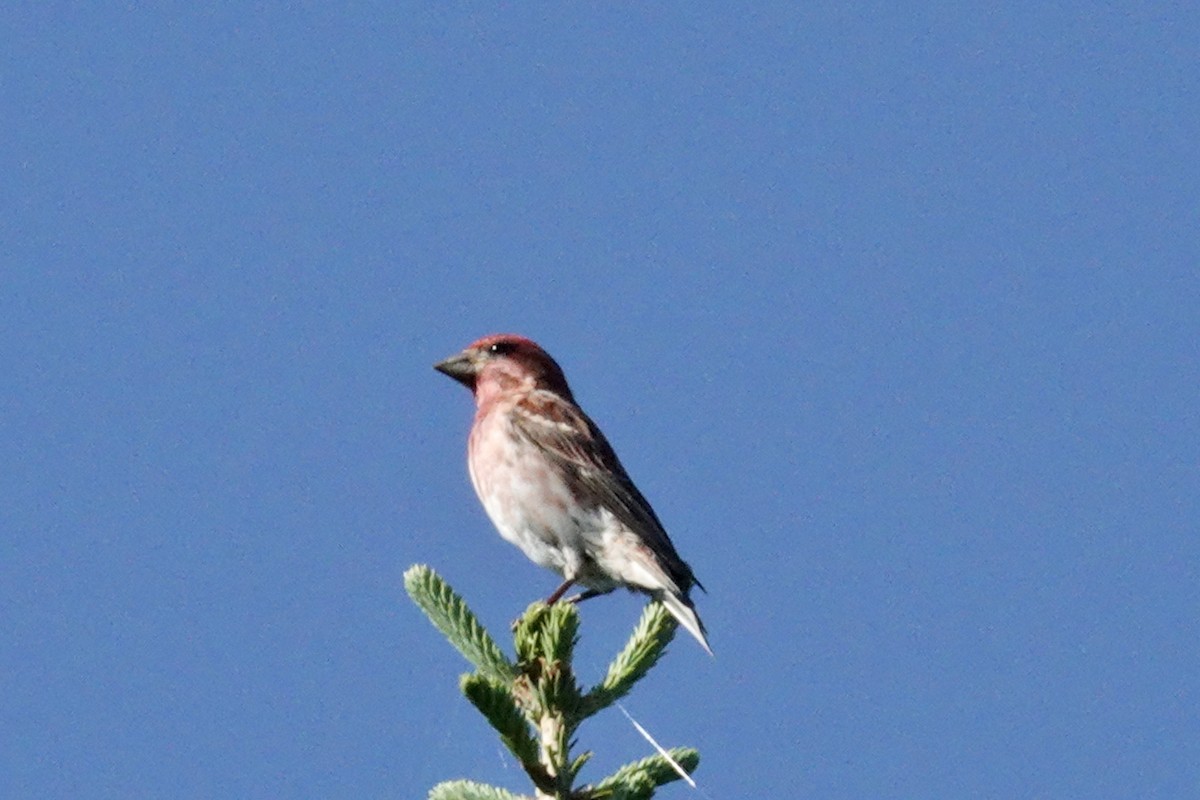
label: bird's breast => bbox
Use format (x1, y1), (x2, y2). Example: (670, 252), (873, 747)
(467, 408), (596, 574)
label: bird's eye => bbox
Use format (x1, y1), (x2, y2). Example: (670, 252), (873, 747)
(488, 341), (518, 356)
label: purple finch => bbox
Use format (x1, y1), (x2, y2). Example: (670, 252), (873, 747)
(435, 334), (712, 655)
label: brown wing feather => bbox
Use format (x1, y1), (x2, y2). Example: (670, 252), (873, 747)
(511, 389), (703, 593)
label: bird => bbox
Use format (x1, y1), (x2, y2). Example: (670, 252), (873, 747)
(434, 334), (712, 655)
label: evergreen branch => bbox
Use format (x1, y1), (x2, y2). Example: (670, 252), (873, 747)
(460, 675), (541, 770)
(512, 602), (548, 665)
(587, 772), (656, 800)
(581, 602), (676, 716)
(590, 748), (700, 798)
(540, 602), (580, 665)
(568, 750), (593, 782)
(405, 565), (515, 683)
(535, 661), (583, 725)
(512, 601), (579, 667)
(513, 603), (583, 720)
(428, 779), (530, 800)
(411, 569), (701, 800)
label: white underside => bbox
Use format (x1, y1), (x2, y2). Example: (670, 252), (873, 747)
(468, 411), (673, 594)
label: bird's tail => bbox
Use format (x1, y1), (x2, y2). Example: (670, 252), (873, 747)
(659, 591), (713, 656)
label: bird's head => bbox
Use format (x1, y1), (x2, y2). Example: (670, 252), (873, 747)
(434, 334), (575, 403)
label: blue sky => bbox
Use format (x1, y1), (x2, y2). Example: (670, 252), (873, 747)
(2, 4), (1197, 798)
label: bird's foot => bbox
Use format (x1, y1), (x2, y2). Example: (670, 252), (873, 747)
(543, 578), (576, 605)
(564, 588), (615, 604)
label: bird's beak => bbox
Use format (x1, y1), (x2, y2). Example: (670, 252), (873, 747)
(434, 350), (478, 387)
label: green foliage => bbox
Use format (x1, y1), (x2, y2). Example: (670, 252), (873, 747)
(405, 566), (700, 800)
(581, 603), (677, 717)
(460, 675), (548, 790)
(428, 779), (527, 800)
(404, 565), (515, 683)
(592, 749), (701, 800)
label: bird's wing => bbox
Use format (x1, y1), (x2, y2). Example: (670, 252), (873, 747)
(511, 389), (702, 593)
